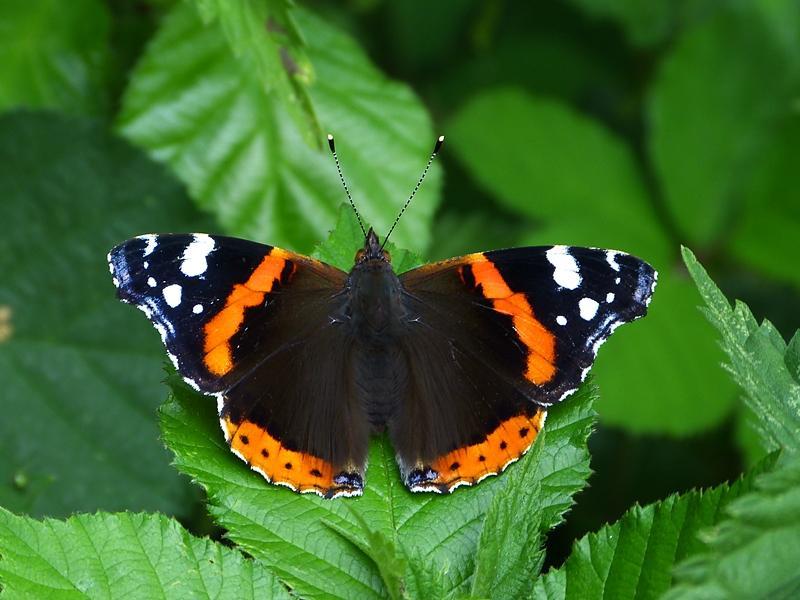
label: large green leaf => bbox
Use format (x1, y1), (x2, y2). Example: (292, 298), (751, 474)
(0, 112), (208, 517)
(0, 0), (110, 115)
(667, 456), (800, 599)
(533, 463), (767, 600)
(448, 88), (666, 263)
(682, 248), (800, 456)
(160, 374), (596, 598)
(648, 5), (798, 247)
(448, 88), (735, 435)
(119, 2), (441, 255)
(588, 274), (734, 435)
(0, 508), (289, 599)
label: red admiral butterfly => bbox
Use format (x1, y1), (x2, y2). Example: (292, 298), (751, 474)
(108, 136), (656, 498)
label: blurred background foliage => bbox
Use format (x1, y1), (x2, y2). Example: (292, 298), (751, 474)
(0, 0), (798, 566)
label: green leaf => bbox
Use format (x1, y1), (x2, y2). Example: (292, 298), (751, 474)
(471, 431), (546, 600)
(0, 0), (110, 115)
(119, 2), (441, 254)
(728, 114), (800, 288)
(160, 373), (596, 598)
(324, 513), (406, 600)
(649, 5), (798, 247)
(682, 247), (800, 456)
(448, 87), (736, 435)
(533, 463), (767, 600)
(448, 88), (667, 263)
(667, 456), (800, 599)
(0, 508), (289, 599)
(401, 544), (451, 600)
(0, 111), (208, 517)
(590, 274), (735, 435)
(190, 0), (322, 146)
(787, 332), (800, 383)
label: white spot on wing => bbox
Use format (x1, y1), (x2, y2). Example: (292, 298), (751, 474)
(556, 315), (567, 326)
(163, 284), (182, 308)
(138, 234), (158, 257)
(579, 297), (599, 320)
(143, 261), (149, 270)
(606, 250), (621, 272)
(147, 277), (157, 288)
(180, 234), (215, 277)
(193, 304), (203, 314)
(546, 246), (581, 290)
(606, 292), (615, 303)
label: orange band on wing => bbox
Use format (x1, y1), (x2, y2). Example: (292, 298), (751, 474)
(222, 417), (360, 497)
(468, 256), (556, 384)
(202, 248), (292, 376)
(428, 409), (546, 491)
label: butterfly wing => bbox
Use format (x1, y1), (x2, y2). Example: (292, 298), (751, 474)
(393, 245), (656, 492)
(108, 234), (369, 497)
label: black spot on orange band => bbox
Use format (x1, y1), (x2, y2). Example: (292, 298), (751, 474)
(222, 416), (362, 498)
(413, 409), (547, 493)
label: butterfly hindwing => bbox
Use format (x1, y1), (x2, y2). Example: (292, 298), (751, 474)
(395, 245), (656, 492)
(108, 234), (369, 497)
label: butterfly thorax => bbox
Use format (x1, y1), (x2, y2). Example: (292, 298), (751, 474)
(346, 259), (406, 338)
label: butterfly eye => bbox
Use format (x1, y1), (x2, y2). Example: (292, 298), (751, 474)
(382, 249), (391, 263)
(355, 249), (366, 263)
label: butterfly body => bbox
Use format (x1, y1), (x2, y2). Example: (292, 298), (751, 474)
(109, 230), (656, 498)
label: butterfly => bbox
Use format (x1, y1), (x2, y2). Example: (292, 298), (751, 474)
(108, 135), (657, 498)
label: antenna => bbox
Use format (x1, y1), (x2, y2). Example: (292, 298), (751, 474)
(327, 134), (366, 238)
(381, 135), (444, 251)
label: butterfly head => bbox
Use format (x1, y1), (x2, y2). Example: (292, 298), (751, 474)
(356, 228), (391, 264)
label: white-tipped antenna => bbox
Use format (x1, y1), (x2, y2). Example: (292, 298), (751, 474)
(327, 134), (367, 238)
(381, 135), (444, 251)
